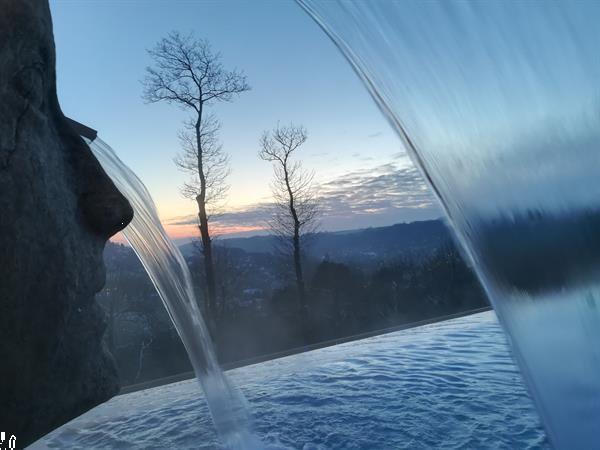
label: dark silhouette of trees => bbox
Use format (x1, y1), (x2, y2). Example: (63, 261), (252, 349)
(259, 124), (319, 333)
(143, 32), (250, 324)
(99, 231), (489, 386)
(310, 260), (364, 339)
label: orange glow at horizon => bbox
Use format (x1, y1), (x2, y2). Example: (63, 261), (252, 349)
(164, 223), (267, 240)
(110, 223), (267, 244)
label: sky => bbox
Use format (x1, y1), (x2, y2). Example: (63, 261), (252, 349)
(49, 0), (439, 241)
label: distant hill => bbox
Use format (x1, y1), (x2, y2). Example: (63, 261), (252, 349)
(179, 219), (452, 263)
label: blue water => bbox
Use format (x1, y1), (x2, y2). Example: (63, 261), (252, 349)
(34, 312), (547, 449)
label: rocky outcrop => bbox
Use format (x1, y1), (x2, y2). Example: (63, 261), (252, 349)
(0, 1), (133, 446)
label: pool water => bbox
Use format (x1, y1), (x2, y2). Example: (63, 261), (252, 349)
(33, 312), (547, 449)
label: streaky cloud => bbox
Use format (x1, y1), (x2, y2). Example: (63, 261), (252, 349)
(166, 160), (440, 236)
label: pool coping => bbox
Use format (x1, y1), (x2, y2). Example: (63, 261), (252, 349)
(119, 305), (493, 395)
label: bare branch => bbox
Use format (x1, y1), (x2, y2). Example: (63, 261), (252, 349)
(174, 114), (230, 208)
(143, 31), (251, 112)
(143, 31), (250, 322)
(259, 123), (320, 314)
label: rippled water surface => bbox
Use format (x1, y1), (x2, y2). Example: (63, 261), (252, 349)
(35, 312), (547, 449)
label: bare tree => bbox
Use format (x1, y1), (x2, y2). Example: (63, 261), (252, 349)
(259, 124), (319, 326)
(143, 32), (250, 322)
(175, 114), (230, 210)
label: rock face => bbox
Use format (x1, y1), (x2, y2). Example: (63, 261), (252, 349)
(0, 1), (133, 446)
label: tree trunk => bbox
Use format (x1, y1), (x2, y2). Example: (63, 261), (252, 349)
(293, 222), (311, 342)
(197, 197), (217, 321)
(293, 225), (306, 308)
(195, 115), (217, 331)
(283, 163), (309, 340)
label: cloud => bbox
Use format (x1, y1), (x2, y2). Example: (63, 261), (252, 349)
(166, 160), (440, 237)
(317, 161), (437, 217)
(166, 203), (275, 229)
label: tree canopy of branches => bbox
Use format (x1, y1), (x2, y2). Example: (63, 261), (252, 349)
(175, 114), (229, 206)
(143, 32), (250, 324)
(259, 124), (320, 330)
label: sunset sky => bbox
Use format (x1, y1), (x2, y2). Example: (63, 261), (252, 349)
(50, 0), (440, 241)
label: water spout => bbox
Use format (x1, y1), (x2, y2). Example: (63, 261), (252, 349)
(298, 1), (600, 448)
(88, 136), (262, 450)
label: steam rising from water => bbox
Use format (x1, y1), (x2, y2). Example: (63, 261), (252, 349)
(298, 1), (600, 448)
(89, 137), (262, 450)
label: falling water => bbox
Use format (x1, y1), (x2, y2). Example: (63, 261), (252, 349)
(298, 1), (600, 449)
(88, 137), (262, 450)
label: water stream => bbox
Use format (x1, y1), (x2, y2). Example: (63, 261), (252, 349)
(88, 137), (262, 450)
(298, 1), (600, 449)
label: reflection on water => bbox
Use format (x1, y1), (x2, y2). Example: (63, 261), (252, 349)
(298, 1), (600, 448)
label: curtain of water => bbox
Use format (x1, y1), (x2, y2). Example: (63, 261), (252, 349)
(298, 1), (600, 448)
(88, 137), (261, 450)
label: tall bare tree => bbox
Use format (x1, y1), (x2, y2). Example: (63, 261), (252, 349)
(143, 32), (250, 321)
(175, 114), (229, 209)
(259, 124), (319, 324)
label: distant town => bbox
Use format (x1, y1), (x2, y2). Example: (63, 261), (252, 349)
(99, 219), (488, 386)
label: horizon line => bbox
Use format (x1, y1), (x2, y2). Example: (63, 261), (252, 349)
(110, 217), (444, 245)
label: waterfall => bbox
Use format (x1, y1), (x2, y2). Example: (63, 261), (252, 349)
(88, 137), (263, 450)
(297, 1), (600, 449)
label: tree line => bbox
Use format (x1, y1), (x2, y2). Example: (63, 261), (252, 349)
(98, 239), (488, 386)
